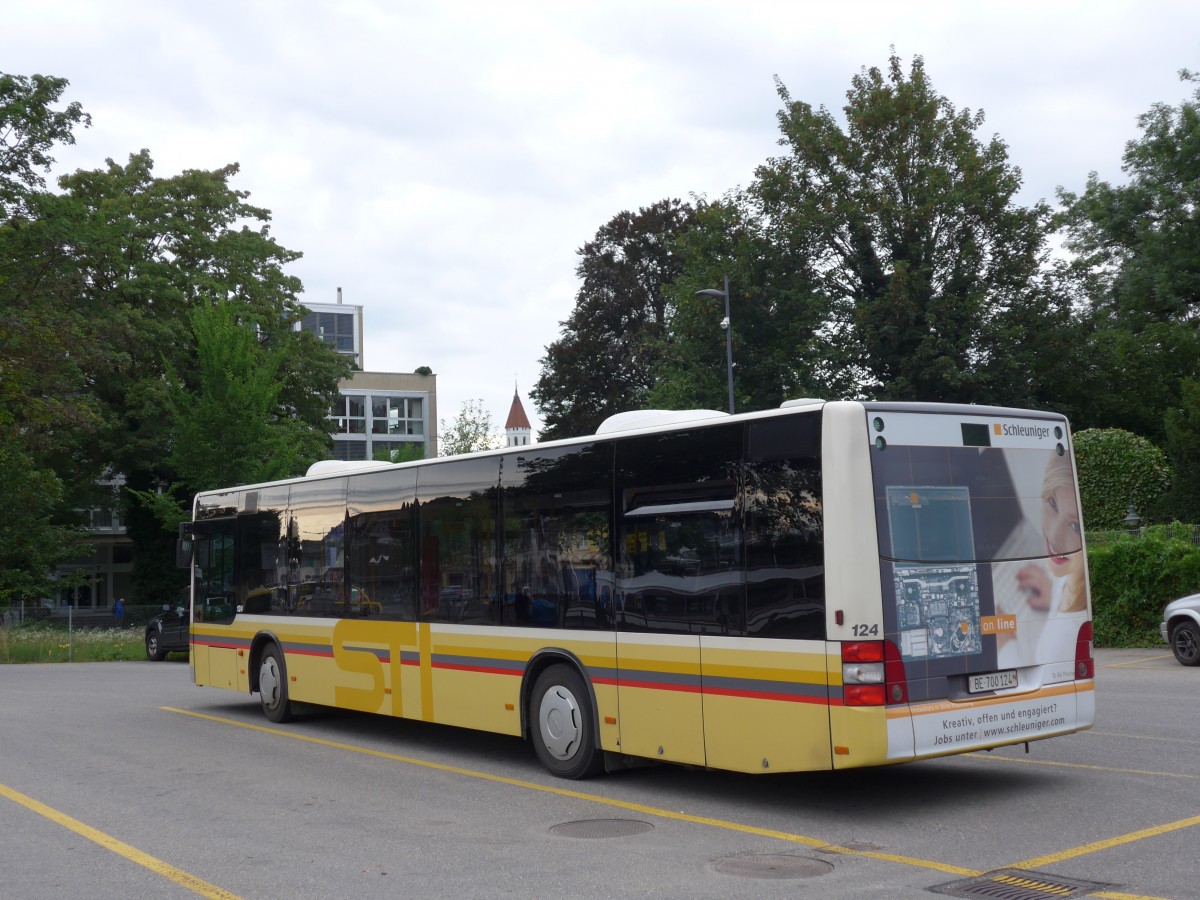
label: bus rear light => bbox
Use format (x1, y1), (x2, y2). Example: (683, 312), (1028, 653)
(842, 662), (884, 684)
(1075, 621), (1094, 680)
(842, 641), (884, 663)
(841, 641), (908, 706)
(844, 684), (887, 706)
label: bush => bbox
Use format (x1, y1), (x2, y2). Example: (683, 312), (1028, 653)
(1088, 528), (1200, 646)
(1074, 429), (1171, 529)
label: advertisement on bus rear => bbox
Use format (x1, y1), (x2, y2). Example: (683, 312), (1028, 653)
(867, 411), (1089, 735)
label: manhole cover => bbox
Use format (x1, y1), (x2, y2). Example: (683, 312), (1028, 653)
(711, 854), (834, 880)
(550, 819), (654, 839)
(930, 868), (1115, 899)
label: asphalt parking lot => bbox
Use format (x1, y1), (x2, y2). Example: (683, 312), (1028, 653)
(1, 648), (1197, 900)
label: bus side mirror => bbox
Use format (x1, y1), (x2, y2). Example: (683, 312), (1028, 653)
(176, 523), (194, 569)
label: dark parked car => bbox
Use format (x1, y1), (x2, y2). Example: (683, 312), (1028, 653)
(146, 589), (190, 661)
(1160, 592), (1200, 666)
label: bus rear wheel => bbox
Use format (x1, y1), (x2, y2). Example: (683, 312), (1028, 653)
(529, 665), (603, 779)
(258, 645), (294, 722)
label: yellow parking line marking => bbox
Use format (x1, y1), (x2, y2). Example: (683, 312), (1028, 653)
(1086, 730), (1200, 747)
(0, 782), (241, 900)
(963, 752), (1199, 780)
(1101, 654), (1174, 668)
(161, 705), (1196, 897)
(1010, 814), (1200, 870)
(162, 707), (977, 877)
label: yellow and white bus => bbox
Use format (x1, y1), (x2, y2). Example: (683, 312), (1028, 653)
(183, 400), (1094, 778)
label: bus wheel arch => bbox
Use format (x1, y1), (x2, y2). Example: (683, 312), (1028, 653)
(523, 653), (603, 779)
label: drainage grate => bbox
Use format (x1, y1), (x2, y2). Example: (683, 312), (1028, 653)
(710, 854), (834, 880)
(931, 869), (1115, 899)
(549, 818), (654, 839)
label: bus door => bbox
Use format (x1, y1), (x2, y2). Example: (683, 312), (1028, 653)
(613, 425), (744, 767)
(615, 504), (709, 766)
(700, 411), (831, 774)
(190, 517), (239, 688)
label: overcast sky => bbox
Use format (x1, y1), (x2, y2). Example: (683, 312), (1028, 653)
(9, 1), (1199, 439)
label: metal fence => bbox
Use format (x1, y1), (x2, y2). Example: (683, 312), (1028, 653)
(1087, 523), (1200, 546)
(2, 603), (164, 629)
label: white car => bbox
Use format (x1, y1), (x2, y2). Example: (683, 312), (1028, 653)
(1160, 592), (1200, 666)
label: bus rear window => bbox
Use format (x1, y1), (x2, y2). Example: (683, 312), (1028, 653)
(886, 486), (975, 562)
(872, 444), (1081, 564)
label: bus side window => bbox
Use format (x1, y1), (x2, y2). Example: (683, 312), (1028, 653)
(499, 443), (614, 631)
(615, 423), (744, 636)
(744, 414), (825, 640)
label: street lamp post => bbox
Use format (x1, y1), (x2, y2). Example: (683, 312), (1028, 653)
(695, 274), (734, 414)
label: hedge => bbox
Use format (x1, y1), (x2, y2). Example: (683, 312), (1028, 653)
(1087, 527), (1200, 646)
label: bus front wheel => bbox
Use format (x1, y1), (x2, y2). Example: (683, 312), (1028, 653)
(258, 645), (295, 723)
(529, 665), (603, 779)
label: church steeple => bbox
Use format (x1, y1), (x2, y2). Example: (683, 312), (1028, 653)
(505, 383), (532, 447)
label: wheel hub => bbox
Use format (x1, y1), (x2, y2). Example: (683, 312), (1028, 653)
(260, 658), (280, 705)
(539, 685), (581, 760)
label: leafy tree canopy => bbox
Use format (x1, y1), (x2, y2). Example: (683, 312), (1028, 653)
(0, 71), (349, 603)
(439, 399), (501, 455)
(1059, 69), (1200, 443)
(532, 199), (695, 440)
(615, 53), (1081, 418)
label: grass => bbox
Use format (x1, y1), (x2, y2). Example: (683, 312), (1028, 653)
(0, 623), (156, 664)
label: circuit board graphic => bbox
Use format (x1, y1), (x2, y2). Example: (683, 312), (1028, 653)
(893, 564), (982, 660)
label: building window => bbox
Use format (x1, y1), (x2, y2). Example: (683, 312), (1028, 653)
(332, 440), (367, 461)
(330, 396), (367, 434)
(302, 311), (356, 354)
(371, 397), (424, 436)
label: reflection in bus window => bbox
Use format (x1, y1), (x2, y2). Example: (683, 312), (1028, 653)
(417, 457), (500, 624)
(744, 414), (824, 639)
(500, 444), (614, 630)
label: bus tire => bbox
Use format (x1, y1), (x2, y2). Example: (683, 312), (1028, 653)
(529, 665), (603, 779)
(258, 645), (295, 723)
(1170, 620), (1200, 666)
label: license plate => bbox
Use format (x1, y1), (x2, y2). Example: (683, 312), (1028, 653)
(968, 669), (1017, 693)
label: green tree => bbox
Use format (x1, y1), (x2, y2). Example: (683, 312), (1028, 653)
(0, 73), (90, 215)
(532, 199), (695, 439)
(0, 427), (85, 606)
(375, 443), (425, 463)
(172, 302), (331, 490)
(1059, 70), (1200, 442)
(1162, 378), (1200, 521)
(439, 399), (500, 455)
(0, 72), (350, 604)
(743, 53), (1065, 404)
(648, 196), (835, 412)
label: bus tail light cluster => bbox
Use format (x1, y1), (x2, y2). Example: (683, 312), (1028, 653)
(842, 641), (907, 706)
(1075, 621), (1094, 680)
